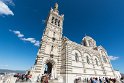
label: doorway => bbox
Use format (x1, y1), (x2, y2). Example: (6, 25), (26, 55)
(44, 62), (53, 75)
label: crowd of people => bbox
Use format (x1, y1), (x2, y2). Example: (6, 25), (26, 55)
(14, 73), (32, 82)
(74, 77), (124, 83)
(14, 73), (50, 83)
(13, 73), (124, 83)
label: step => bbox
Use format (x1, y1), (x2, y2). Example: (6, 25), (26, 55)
(48, 79), (63, 83)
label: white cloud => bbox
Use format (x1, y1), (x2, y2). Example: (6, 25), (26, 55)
(34, 41), (40, 47)
(21, 38), (36, 43)
(21, 38), (40, 47)
(9, 29), (24, 38)
(9, 29), (40, 47)
(108, 56), (119, 61)
(0, 0), (14, 16)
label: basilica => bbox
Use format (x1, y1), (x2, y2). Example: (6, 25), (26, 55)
(29, 3), (120, 83)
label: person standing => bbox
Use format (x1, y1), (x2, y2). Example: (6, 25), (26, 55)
(37, 74), (41, 82)
(99, 77), (102, 83)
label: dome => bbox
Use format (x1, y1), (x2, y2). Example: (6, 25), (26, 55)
(82, 36), (96, 47)
(83, 36), (94, 41)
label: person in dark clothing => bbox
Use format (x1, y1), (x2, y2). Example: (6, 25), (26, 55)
(25, 74), (29, 81)
(99, 77), (102, 83)
(90, 77), (93, 83)
(21, 74), (25, 81)
(113, 78), (116, 83)
(87, 78), (88, 83)
(105, 77), (109, 83)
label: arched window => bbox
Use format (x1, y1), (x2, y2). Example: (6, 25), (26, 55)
(102, 56), (107, 63)
(86, 56), (90, 64)
(72, 50), (81, 62)
(95, 58), (98, 66)
(75, 53), (79, 62)
(83, 40), (87, 46)
(101, 51), (107, 63)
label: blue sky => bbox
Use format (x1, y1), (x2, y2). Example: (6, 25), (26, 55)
(0, 0), (124, 73)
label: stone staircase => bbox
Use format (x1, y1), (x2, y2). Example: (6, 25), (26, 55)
(48, 79), (63, 83)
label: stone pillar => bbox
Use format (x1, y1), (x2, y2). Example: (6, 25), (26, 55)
(54, 68), (57, 79)
(41, 64), (45, 75)
(51, 68), (54, 79)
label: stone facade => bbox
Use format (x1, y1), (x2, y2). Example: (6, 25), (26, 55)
(29, 3), (116, 83)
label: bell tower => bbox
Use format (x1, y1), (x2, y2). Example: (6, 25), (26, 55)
(30, 3), (64, 79)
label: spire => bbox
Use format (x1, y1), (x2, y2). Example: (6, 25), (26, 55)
(54, 3), (58, 10)
(54, 3), (59, 12)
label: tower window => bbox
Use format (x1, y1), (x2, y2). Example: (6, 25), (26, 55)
(55, 19), (58, 25)
(52, 37), (55, 42)
(58, 20), (60, 26)
(51, 45), (54, 51)
(51, 17), (54, 23)
(53, 32), (55, 36)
